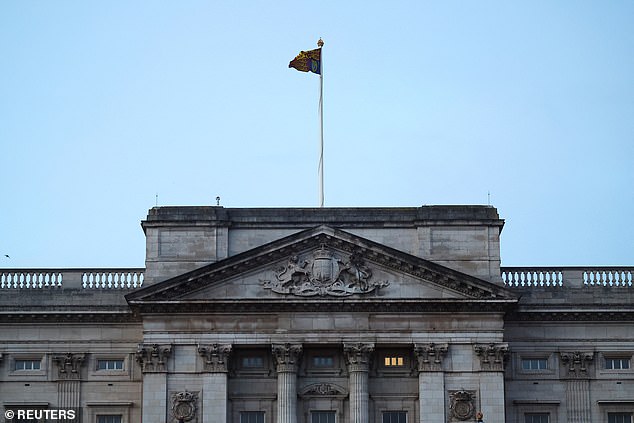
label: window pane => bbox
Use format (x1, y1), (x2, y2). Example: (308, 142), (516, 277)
(606, 358), (631, 370)
(525, 413), (549, 423)
(240, 411), (264, 423)
(242, 357), (264, 368)
(15, 360), (40, 370)
(384, 356), (404, 367)
(97, 416), (122, 423)
(311, 411), (335, 423)
(522, 359), (547, 370)
(609, 413), (633, 423)
(313, 356), (334, 367)
(98, 360), (124, 370)
(383, 411), (407, 423)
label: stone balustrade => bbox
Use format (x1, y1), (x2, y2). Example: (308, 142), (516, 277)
(0, 268), (144, 289)
(501, 267), (633, 288)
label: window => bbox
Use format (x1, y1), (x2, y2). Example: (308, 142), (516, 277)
(97, 416), (122, 423)
(97, 359), (124, 370)
(240, 411), (264, 423)
(525, 413), (549, 423)
(14, 359), (41, 370)
(605, 358), (630, 370)
(382, 411), (407, 423)
(312, 356), (334, 367)
(609, 413), (633, 423)
(242, 357), (264, 368)
(522, 358), (548, 370)
(311, 411), (335, 423)
(384, 356), (404, 367)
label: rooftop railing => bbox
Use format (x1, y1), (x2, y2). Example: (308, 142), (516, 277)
(0, 269), (145, 289)
(501, 267), (633, 288)
(1, 267), (632, 290)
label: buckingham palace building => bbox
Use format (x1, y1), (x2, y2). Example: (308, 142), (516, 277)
(1, 205), (633, 423)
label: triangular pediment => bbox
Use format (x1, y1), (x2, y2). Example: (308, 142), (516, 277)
(126, 226), (516, 312)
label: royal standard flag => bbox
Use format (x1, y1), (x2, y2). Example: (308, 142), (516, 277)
(289, 48), (321, 75)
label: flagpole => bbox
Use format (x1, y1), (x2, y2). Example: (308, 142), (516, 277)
(318, 38), (324, 207)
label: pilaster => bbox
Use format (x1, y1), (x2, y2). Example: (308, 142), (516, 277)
(561, 351), (594, 423)
(198, 344), (232, 423)
(52, 353), (85, 411)
(414, 343), (448, 423)
(474, 343), (508, 422)
(137, 344), (172, 423)
(344, 343), (374, 423)
(272, 343), (303, 423)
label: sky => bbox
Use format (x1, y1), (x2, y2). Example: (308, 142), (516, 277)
(1, 1), (633, 269)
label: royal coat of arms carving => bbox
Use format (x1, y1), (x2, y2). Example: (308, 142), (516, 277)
(261, 246), (389, 296)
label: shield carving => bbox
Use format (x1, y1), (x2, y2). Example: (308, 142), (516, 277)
(311, 247), (339, 286)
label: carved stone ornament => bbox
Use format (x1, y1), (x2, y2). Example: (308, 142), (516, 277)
(197, 344), (232, 373)
(414, 343), (448, 372)
(344, 343), (375, 372)
(272, 343), (303, 372)
(261, 246), (389, 297)
(560, 351), (594, 378)
(449, 390), (476, 421)
(171, 390), (198, 422)
(474, 343), (509, 371)
(136, 343), (172, 373)
(299, 382), (348, 398)
(52, 353), (85, 379)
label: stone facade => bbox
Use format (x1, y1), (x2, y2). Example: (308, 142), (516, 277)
(0, 206), (633, 423)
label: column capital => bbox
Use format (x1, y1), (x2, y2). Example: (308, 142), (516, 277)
(198, 344), (232, 373)
(474, 343), (508, 371)
(136, 343), (172, 373)
(344, 343), (374, 372)
(272, 343), (303, 373)
(560, 351), (594, 378)
(52, 353), (86, 380)
(414, 343), (448, 372)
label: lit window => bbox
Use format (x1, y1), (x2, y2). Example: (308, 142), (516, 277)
(313, 356), (334, 367)
(240, 411), (265, 423)
(525, 413), (549, 423)
(605, 358), (630, 370)
(97, 416), (122, 423)
(521, 358), (548, 370)
(609, 413), (632, 423)
(14, 359), (41, 370)
(242, 357), (264, 368)
(382, 411), (407, 423)
(311, 411), (335, 423)
(384, 356), (404, 367)
(97, 359), (124, 370)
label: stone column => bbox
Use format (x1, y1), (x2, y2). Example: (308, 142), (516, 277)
(137, 344), (172, 423)
(272, 343), (303, 423)
(414, 343), (448, 423)
(561, 352), (594, 423)
(53, 353), (85, 412)
(474, 343), (508, 422)
(344, 343), (374, 423)
(198, 344), (232, 423)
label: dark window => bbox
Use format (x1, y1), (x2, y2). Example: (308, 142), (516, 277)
(240, 411), (264, 423)
(14, 359), (41, 370)
(312, 356), (334, 367)
(521, 358), (548, 370)
(382, 411), (407, 423)
(384, 356), (404, 367)
(311, 411), (335, 423)
(605, 358), (630, 370)
(242, 357), (264, 368)
(524, 413), (549, 423)
(609, 413), (633, 423)
(97, 416), (122, 423)
(97, 359), (124, 370)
